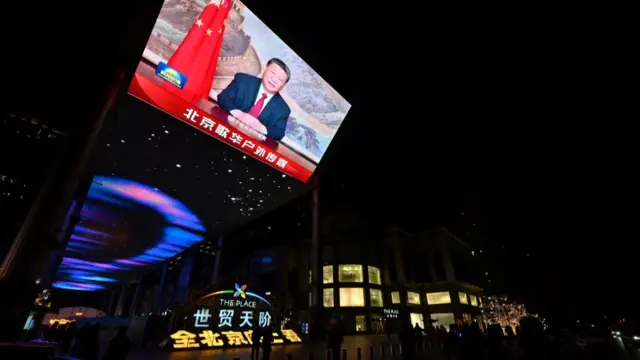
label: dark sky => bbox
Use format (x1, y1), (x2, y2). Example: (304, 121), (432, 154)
(5, 0), (636, 327)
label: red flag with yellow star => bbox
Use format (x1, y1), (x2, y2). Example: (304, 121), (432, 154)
(162, 0), (231, 103)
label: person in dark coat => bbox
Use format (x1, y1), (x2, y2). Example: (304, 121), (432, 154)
(102, 326), (130, 360)
(261, 326), (274, 360)
(251, 325), (262, 360)
(76, 323), (100, 360)
(399, 321), (416, 360)
(327, 319), (344, 360)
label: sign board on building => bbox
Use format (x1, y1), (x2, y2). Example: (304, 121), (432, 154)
(165, 283), (302, 351)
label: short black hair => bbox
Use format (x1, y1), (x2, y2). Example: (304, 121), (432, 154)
(267, 58), (291, 83)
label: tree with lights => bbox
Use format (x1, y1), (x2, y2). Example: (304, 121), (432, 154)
(480, 295), (529, 331)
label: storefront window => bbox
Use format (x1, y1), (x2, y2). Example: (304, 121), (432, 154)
(339, 265), (363, 282)
(339, 288), (365, 307)
(458, 292), (468, 304)
(407, 291), (421, 305)
(370, 289), (383, 307)
(430, 313), (455, 330)
(426, 292), (451, 305)
(410, 313), (424, 329)
(463, 313), (472, 323)
(368, 266), (381, 285)
(355, 315), (366, 332)
(323, 288), (334, 307)
(391, 291), (401, 304)
(323, 265), (333, 284)
(469, 295), (478, 306)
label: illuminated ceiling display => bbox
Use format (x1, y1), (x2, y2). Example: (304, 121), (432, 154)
(53, 176), (206, 291)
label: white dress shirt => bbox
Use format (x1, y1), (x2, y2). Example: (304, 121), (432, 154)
(254, 83), (274, 114)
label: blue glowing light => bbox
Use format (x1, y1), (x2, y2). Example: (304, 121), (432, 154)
(53, 176), (206, 291)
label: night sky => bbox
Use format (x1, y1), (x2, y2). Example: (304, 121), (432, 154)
(5, 0), (637, 328)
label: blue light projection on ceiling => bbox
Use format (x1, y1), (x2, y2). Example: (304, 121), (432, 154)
(53, 176), (206, 291)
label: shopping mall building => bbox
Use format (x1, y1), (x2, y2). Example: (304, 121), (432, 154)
(214, 214), (485, 334)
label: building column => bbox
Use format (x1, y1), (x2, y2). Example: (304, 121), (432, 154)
(153, 263), (168, 313)
(106, 289), (119, 316)
(309, 177), (324, 341)
(438, 232), (456, 282)
(0, 72), (125, 340)
(173, 255), (193, 306)
(114, 283), (129, 317)
(211, 236), (223, 286)
(392, 232), (406, 283)
(128, 276), (144, 317)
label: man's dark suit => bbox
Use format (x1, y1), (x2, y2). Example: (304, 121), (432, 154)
(216, 73), (291, 141)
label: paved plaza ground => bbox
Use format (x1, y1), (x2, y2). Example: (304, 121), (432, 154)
(125, 335), (445, 360)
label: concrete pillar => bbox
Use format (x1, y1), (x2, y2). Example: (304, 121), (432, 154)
(115, 283), (129, 317)
(427, 242), (439, 282)
(438, 232), (456, 282)
(153, 263), (168, 313)
(129, 277), (144, 317)
(106, 289), (118, 316)
(211, 236), (223, 286)
(173, 255), (193, 306)
(309, 177), (324, 341)
(392, 232), (406, 283)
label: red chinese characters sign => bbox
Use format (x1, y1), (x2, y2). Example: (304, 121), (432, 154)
(129, 74), (313, 182)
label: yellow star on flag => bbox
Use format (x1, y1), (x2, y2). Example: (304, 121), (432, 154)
(196, 18), (203, 27)
(206, 28), (213, 36)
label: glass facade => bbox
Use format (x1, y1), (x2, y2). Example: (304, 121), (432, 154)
(370, 289), (383, 307)
(323, 288), (334, 307)
(339, 287), (365, 307)
(469, 295), (478, 306)
(410, 313), (425, 329)
(458, 292), (468, 304)
(430, 313), (456, 330)
(426, 292), (451, 305)
(323, 265), (333, 284)
(339, 264), (364, 283)
(355, 315), (366, 332)
(407, 291), (421, 305)
(368, 266), (381, 285)
(391, 291), (401, 304)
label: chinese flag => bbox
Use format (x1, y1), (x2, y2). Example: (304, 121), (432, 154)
(162, 0), (231, 103)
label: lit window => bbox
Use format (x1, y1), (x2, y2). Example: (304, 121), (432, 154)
(430, 313), (456, 330)
(426, 292), (451, 305)
(410, 313), (424, 329)
(459, 292), (468, 305)
(323, 265), (333, 284)
(391, 291), (401, 304)
(368, 266), (381, 285)
(370, 289), (383, 307)
(323, 288), (334, 307)
(339, 288), (365, 307)
(355, 315), (366, 332)
(469, 295), (478, 306)
(338, 265), (363, 283)
(463, 313), (472, 323)
(478, 297), (482, 306)
(309, 292), (312, 306)
(309, 270), (312, 284)
(407, 291), (421, 305)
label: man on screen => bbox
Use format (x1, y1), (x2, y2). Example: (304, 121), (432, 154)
(216, 58), (291, 141)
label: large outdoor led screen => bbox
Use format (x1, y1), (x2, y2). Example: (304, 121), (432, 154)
(128, 0), (351, 182)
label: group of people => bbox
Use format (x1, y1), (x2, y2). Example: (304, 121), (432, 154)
(397, 317), (551, 360)
(250, 324), (275, 360)
(43, 321), (130, 360)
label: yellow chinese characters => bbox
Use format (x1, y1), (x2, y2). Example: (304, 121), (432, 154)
(200, 330), (224, 347)
(272, 332), (284, 344)
(281, 329), (302, 342)
(222, 331), (249, 346)
(171, 330), (199, 349)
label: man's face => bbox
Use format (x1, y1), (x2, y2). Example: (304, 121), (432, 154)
(262, 63), (288, 94)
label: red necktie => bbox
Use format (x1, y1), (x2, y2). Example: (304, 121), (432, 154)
(249, 93), (268, 118)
